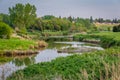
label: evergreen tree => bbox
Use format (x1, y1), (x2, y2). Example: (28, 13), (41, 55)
(90, 16), (93, 23)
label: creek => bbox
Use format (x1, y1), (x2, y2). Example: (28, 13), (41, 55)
(0, 37), (103, 80)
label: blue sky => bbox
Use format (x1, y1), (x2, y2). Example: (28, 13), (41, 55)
(0, 0), (120, 19)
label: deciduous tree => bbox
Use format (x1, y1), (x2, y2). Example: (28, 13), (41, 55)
(9, 3), (37, 33)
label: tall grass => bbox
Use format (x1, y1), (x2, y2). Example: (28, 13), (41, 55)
(7, 47), (120, 80)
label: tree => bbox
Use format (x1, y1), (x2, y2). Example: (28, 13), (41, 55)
(0, 14), (2, 22)
(9, 3), (37, 33)
(68, 16), (73, 22)
(105, 19), (111, 23)
(0, 22), (12, 39)
(0, 13), (11, 26)
(112, 18), (118, 23)
(118, 19), (120, 23)
(42, 15), (55, 20)
(113, 25), (120, 32)
(31, 18), (43, 31)
(98, 18), (104, 23)
(90, 16), (93, 23)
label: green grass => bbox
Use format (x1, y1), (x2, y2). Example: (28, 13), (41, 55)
(0, 38), (36, 51)
(91, 32), (120, 40)
(0, 57), (13, 64)
(90, 32), (120, 48)
(74, 32), (120, 48)
(7, 47), (120, 80)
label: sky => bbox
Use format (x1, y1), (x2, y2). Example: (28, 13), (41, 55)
(0, 0), (120, 19)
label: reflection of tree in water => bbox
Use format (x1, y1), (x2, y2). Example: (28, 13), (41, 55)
(45, 37), (71, 42)
(48, 42), (71, 49)
(12, 56), (36, 67)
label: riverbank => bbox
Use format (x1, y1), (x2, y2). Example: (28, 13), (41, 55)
(1, 31), (120, 80)
(7, 47), (120, 80)
(0, 38), (47, 57)
(73, 32), (120, 48)
(58, 46), (100, 53)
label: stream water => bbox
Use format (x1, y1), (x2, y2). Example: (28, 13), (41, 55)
(0, 38), (103, 80)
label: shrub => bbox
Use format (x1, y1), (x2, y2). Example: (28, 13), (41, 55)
(113, 25), (120, 32)
(0, 22), (12, 39)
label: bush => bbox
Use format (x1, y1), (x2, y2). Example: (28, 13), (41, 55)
(0, 22), (12, 39)
(113, 25), (120, 32)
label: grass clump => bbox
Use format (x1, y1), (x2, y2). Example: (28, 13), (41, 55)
(0, 38), (36, 51)
(7, 47), (120, 80)
(0, 57), (13, 64)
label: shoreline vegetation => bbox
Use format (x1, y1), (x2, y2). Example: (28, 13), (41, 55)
(7, 47), (120, 80)
(0, 38), (48, 57)
(73, 32), (120, 48)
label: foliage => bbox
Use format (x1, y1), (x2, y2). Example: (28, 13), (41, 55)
(0, 13), (11, 26)
(7, 47), (120, 80)
(42, 15), (55, 20)
(0, 57), (13, 64)
(73, 34), (93, 41)
(0, 22), (12, 39)
(74, 18), (92, 29)
(30, 18), (43, 31)
(9, 3), (36, 33)
(29, 15), (95, 33)
(94, 23), (115, 31)
(113, 25), (120, 32)
(41, 31), (68, 37)
(41, 31), (62, 36)
(94, 18), (120, 23)
(42, 18), (71, 31)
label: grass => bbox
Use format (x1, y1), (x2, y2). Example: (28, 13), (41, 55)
(91, 32), (120, 40)
(0, 38), (36, 51)
(7, 47), (120, 80)
(94, 23), (117, 31)
(2, 31), (120, 80)
(74, 32), (120, 48)
(0, 57), (13, 64)
(90, 32), (120, 48)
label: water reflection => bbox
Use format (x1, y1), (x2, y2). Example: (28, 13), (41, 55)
(35, 49), (70, 63)
(48, 42), (71, 49)
(44, 37), (73, 42)
(12, 56), (35, 67)
(0, 49), (70, 80)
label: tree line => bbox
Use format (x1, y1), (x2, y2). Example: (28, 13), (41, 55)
(0, 3), (95, 36)
(0, 3), (119, 39)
